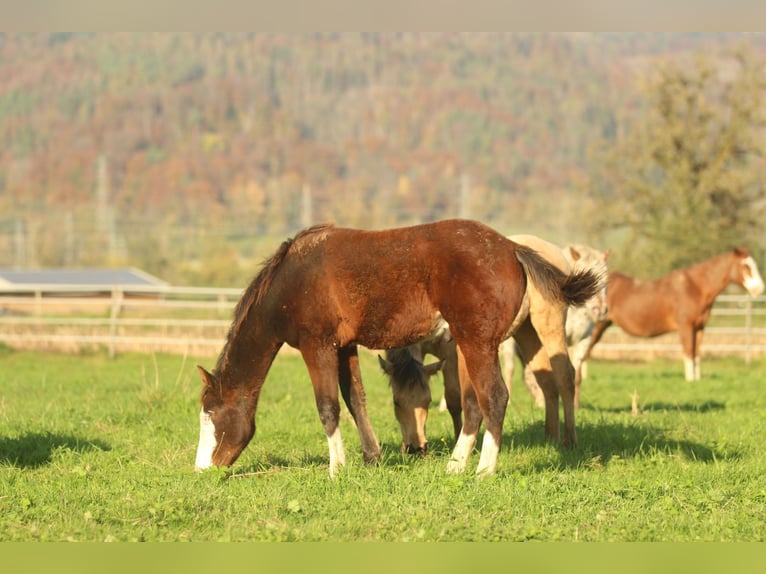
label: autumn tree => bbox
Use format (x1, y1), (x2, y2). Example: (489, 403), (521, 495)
(584, 49), (766, 276)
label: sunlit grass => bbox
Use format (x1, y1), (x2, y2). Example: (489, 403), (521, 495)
(1, 347), (764, 541)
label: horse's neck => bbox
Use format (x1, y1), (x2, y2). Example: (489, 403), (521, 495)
(684, 254), (734, 305)
(216, 316), (281, 390)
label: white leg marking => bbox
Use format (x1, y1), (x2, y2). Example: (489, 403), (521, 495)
(447, 430), (477, 474)
(195, 408), (217, 471)
(476, 431), (500, 476)
(694, 356), (701, 381)
(326, 427), (346, 478)
(683, 356), (695, 382)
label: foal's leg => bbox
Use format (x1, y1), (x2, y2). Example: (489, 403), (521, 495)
(448, 343), (508, 476)
(499, 338), (516, 397)
(301, 345), (346, 478)
(438, 339), (463, 440)
(338, 345), (381, 464)
(513, 320), (560, 442)
(521, 360), (546, 407)
(527, 304), (577, 448)
(569, 337), (591, 408)
(446, 344), (482, 474)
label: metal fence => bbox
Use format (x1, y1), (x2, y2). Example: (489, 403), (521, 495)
(1, 284), (765, 361)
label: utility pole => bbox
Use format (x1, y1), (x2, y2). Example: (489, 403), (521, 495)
(458, 173), (471, 219)
(14, 218), (25, 269)
(301, 183), (313, 228)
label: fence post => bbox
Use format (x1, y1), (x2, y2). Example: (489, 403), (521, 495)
(109, 287), (124, 359)
(744, 298), (752, 365)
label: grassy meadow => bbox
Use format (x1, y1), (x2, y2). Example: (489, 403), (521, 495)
(1, 345), (765, 542)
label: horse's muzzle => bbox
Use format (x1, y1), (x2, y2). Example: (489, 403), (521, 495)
(404, 443), (428, 456)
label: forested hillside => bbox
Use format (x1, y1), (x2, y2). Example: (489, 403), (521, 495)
(1, 32), (763, 285)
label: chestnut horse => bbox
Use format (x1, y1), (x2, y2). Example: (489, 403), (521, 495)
(195, 219), (600, 477)
(585, 248), (764, 382)
(379, 234), (606, 454)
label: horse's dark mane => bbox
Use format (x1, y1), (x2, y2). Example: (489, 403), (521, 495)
(384, 348), (430, 391)
(215, 223), (334, 374)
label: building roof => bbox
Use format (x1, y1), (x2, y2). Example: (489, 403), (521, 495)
(0, 267), (168, 289)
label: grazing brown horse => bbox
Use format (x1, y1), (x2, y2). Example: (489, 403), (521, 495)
(379, 234), (606, 455)
(585, 248), (764, 381)
(195, 219), (596, 477)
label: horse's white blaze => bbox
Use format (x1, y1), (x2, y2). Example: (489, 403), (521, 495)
(195, 409), (217, 470)
(476, 431), (500, 476)
(447, 430), (477, 474)
(326, 427), (346, 478)
(743, 257), (765, 297)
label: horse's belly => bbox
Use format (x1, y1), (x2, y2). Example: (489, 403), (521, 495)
(354, 307), (440, 350)
(616, 312), (675, 338)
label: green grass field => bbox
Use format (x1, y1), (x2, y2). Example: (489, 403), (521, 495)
(1, 346), (765, 542)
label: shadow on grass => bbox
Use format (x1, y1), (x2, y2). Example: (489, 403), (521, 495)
(505, 418), (739, 472)
(581, 399), (726, 414)
(0, 432), (111, 468)
(231, 453), (333, 476)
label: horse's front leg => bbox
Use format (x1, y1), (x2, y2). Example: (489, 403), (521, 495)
(680, 326), (703, 381)
(438, 338), (463, 441)
(338, 345), (381, 465)
(301, 344), (346, 478)
(569, 337), (591, 408)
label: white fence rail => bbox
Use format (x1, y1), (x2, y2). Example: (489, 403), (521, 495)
(1, 285), (765, 361)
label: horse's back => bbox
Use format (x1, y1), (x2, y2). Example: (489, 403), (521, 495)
(270, 219), (527, 350)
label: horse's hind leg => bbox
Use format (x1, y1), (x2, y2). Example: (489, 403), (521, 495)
(448, 343), (508, 476)
(338, 345), (381, 464)
(527, 304), (577, 448)
(513, 320), (560, 442)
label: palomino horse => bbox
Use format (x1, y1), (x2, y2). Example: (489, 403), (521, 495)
(195, 219), (603, 477)
(502, 241), (609, 409)
(585, 248), (764, 382)
(379, 234), (606, 454)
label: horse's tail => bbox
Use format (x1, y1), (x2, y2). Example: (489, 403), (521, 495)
(514, 244), (606, 307)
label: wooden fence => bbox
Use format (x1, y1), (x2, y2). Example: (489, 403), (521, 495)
(1, 284), (765, 362)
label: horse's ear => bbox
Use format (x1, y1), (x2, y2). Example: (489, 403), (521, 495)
(197, 365), (215, 388)
(733, 247), (749, 257)
(423, 360), (445, 377)
(377, 355), (394, 375)
(568, 246), (582, 261)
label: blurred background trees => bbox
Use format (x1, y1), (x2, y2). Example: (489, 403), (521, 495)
(1, 33), (764, 285)
(583, 48), (766, 276)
